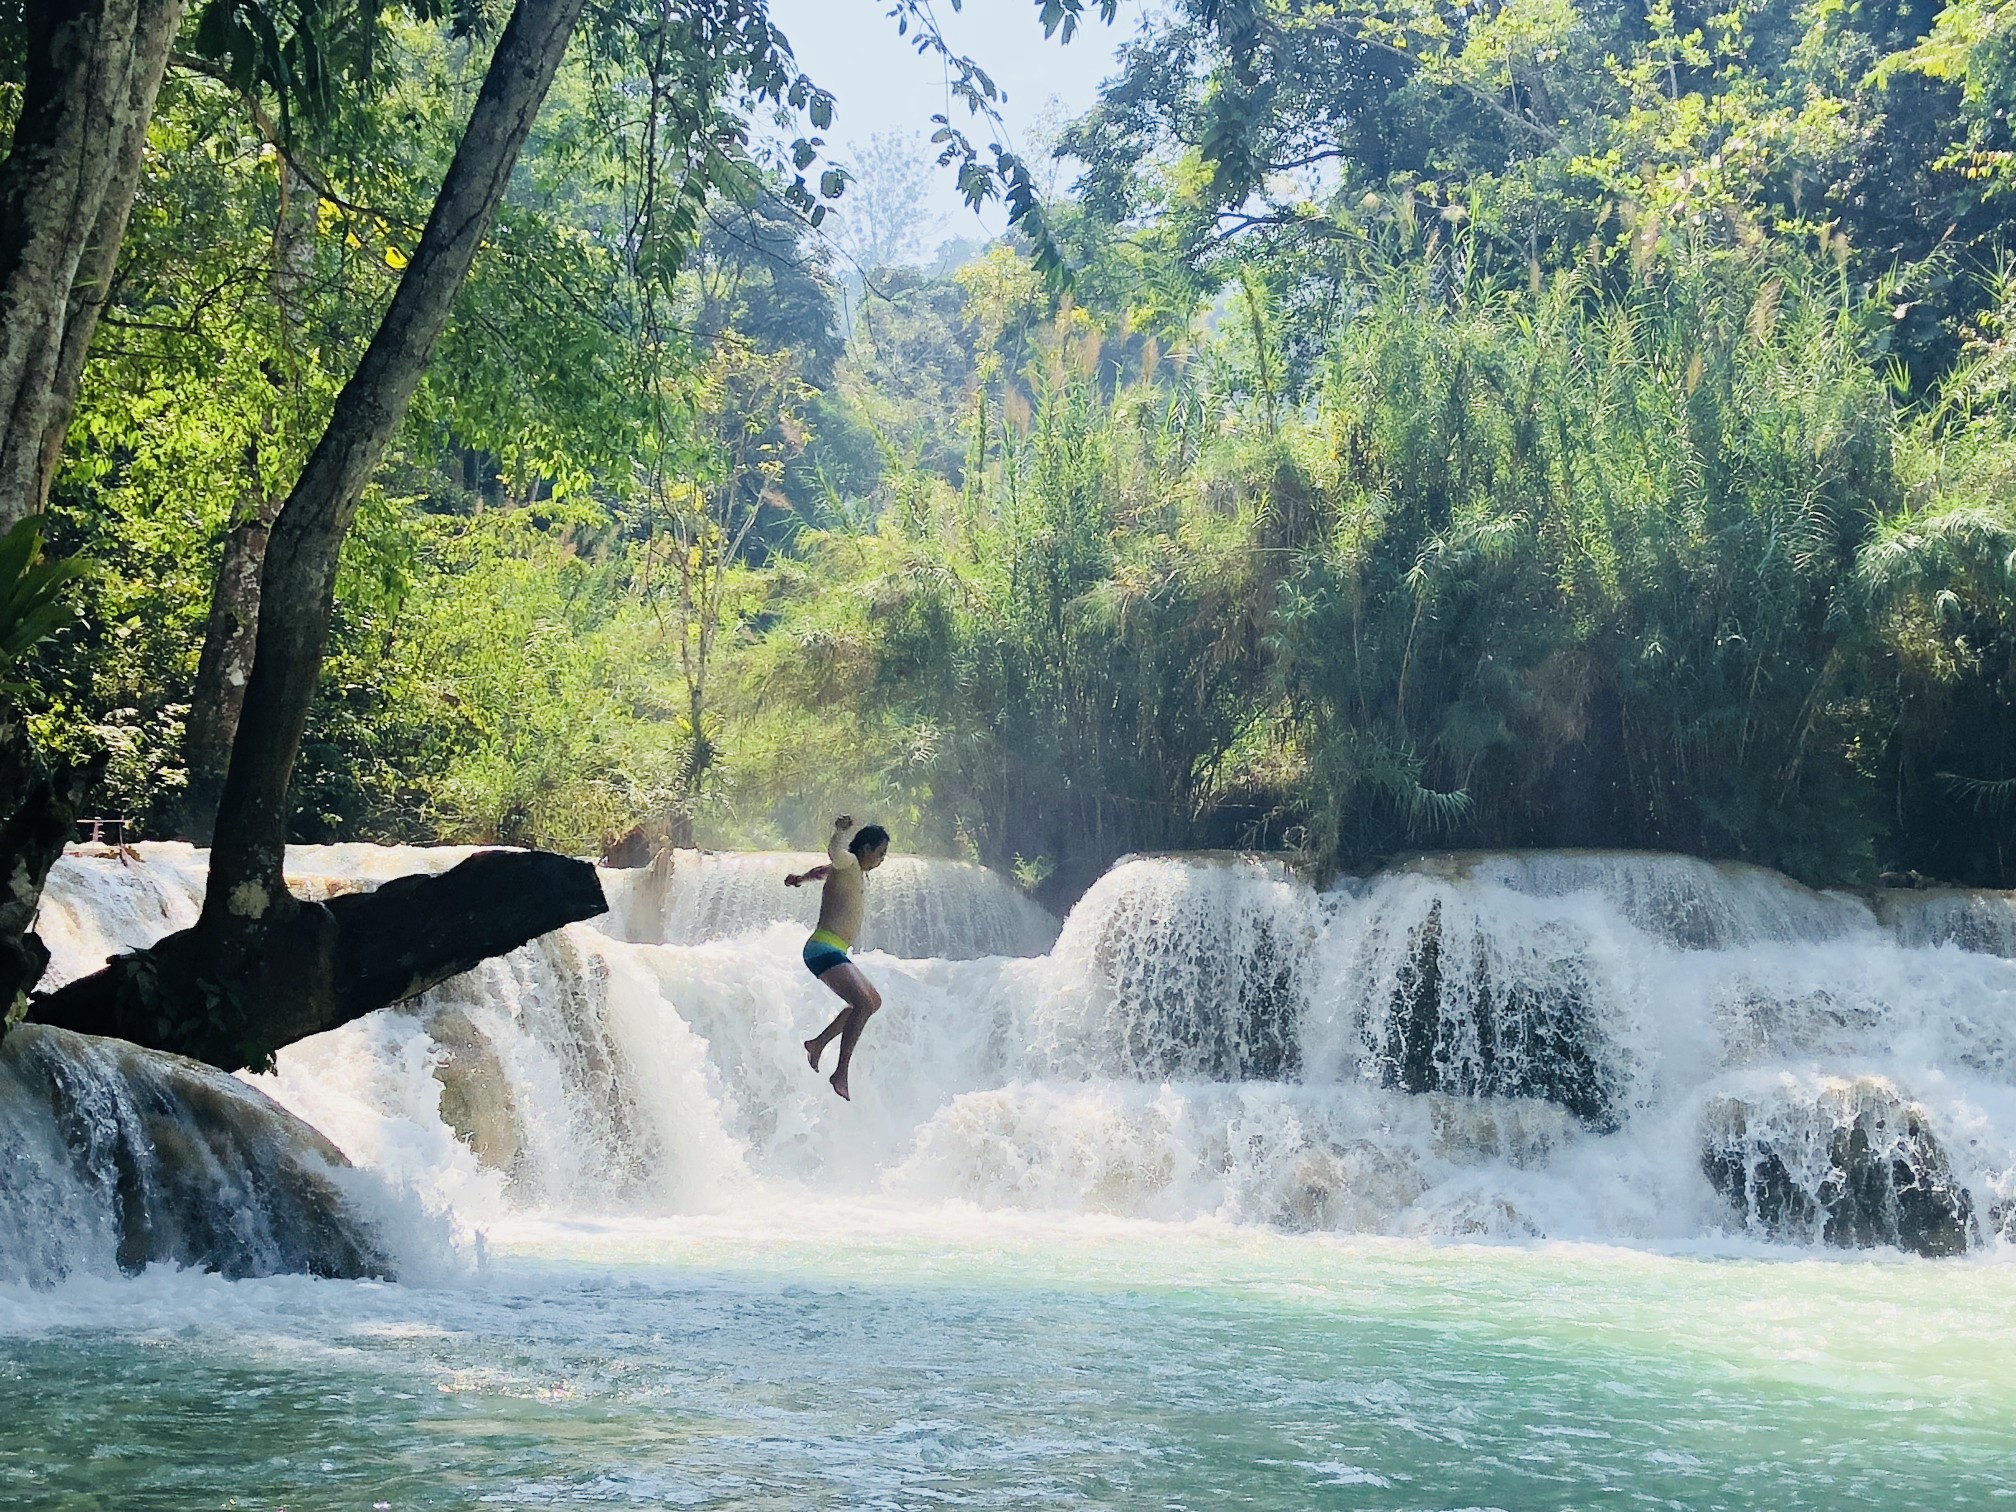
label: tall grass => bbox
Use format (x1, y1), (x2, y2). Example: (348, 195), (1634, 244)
(720, 247), (2016, 889)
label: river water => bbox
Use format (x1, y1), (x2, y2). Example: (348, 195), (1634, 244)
(5, 845), (2016, 1507)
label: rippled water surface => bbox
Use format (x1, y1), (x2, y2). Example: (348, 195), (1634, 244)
(6, 1211), (2013, 1511)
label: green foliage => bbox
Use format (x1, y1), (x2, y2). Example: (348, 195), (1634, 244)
(1271, 256), (1898, 879)
(1061, 0), (2003, 386)
(705, 234), (2016, 892)
(0, 519), (84, 693)
(12, 0), (2016, 897)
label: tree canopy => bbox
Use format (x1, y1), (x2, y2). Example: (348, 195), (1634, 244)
(7, 0), (2016, 923)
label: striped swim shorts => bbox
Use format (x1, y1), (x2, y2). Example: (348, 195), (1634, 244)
(802, 927), (852, 977)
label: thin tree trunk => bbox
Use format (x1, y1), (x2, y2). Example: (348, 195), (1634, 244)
(176, 152), (316, 845)
(176, 474), (282, 843)
(0, 0), (184, 526)
(0, 1), (178, 1032)
(203, 0), (589, 926)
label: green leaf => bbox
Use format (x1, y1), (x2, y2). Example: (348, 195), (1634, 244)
(0, 518), (83, 676)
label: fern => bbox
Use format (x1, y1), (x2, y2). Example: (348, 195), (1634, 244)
(0, 518), (84, 693)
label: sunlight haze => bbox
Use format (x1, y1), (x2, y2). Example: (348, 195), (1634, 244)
(766, 0), (1142, 259)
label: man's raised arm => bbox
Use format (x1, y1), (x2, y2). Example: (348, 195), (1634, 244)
(827, 815), (860, 870)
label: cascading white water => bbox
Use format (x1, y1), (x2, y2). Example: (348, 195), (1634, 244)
(1409, 850), (1881, 948)
(0, 1022), (412, 1287)
(12, 843), (2016, 1283)
(1030, 854), (1321, 1080)
(596, 849), (1059, 958)
(1876, 887), (2016, 956)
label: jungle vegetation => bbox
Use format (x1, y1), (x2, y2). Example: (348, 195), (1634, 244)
(12, 0), (2016, 938)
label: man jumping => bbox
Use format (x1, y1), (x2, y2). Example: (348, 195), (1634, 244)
(785, 816), (891, 1100)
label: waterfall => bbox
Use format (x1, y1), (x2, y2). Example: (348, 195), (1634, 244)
(258, 925), (743, 1216)
(1029, 855), (1322, 1080)
(596, 849), (1058, 958)
(11, 841), (2016, 1281)
(0, 1024), (402, 1287)
(1408, 850), (1880, 949)
(35, 845), (205, 988)
(1700, 1071), (1979, 1254)
(1337, 875), (1630, 1130)
(1875, 888), (2016, 957)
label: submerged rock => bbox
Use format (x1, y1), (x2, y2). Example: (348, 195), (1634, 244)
(1700, 1077), (1976, 1257)
(1273, 1140), (1427, 1232)
(0, 1024), (392, 1284)
(1992, 1197), (2016, 1245)
(1425, 1092), (1582, 1168)
(1402, 1188), (1544, 1240)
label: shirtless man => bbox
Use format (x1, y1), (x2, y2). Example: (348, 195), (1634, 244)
(785, 816), (891, 1100)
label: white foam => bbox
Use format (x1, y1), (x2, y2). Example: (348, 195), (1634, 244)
(16, 844), (2016, 1268)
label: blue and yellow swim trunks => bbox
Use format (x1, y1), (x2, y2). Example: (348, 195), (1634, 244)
(802, 927), (852, 977)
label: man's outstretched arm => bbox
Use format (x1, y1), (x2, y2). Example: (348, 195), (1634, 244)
(785, 864), (832, 888)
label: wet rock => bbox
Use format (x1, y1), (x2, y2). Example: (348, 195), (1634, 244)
(0, 1024), (392, 1282)
(599, 823), (659, 869)
(1872, 888), (2016, 957)
(415, 936), (663, 1201)
(1701, 1078), (1976, 1257)
(1376, 901), (1617, 1130)
(422, 1004), (526, 1187)
(1711, 984), (1888, 1068)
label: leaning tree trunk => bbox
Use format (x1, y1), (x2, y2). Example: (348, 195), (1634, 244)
(0, 0), (185, 528)
(204, 0), (589, 926)
(33, 0), (601, 1073)
(35, 848), (606, 1068)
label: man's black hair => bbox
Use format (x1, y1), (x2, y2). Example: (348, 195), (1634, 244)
(850, 823), (891, 856)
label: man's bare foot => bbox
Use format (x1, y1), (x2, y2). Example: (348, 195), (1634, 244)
(830, 1067), (851, 1101)
(804, 1038), (823, 1071)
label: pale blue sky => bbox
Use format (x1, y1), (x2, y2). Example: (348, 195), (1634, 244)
(763, 0), (1148, 258)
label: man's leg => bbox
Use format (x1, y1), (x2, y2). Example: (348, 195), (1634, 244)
(811, 962), (881, 1100)
(805, 1000), (850, 1068)
(805, 962), (875, 1068)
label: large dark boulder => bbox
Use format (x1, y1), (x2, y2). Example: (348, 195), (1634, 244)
(1701, 1078), (1976, 1257)
(0, 1023), (392, 1283)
